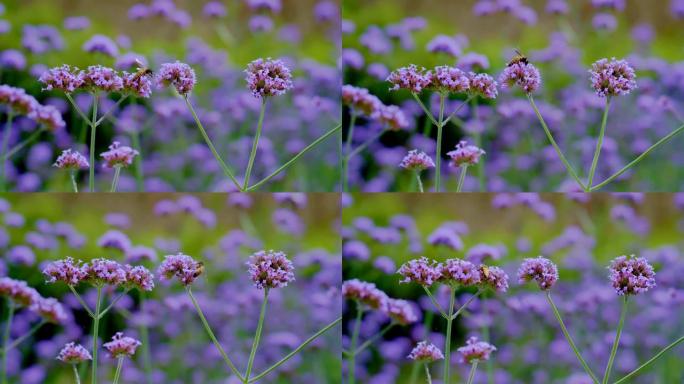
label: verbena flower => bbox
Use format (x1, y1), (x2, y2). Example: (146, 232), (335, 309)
(54, 149), (89, 170)
(82, 65), (124, 92)
(447, 141), (485, 166)
(100, 142), (139, 168)
(245, 58), (293, 98)
(397, 257), (441, 286)
(608, 255), (656, 295)
(0, 85), (39, 115)
(39, 65), (84, 93)
(408, 341), (444, 362)
(439, 258), (481, 286)
(399, 150), (435, 171)
(158, 252), (203, 286)
(342, 279), (388, 310)
(123, 71), (153, 98)
(28, 104), (66, 131)
(589, 58), (637, 97)
(387, 64), (432, 93)
(499, 61), (541, 94)
(0, 277), (40, 307)
(43, 257), (87, 286)
(429, 65), (470, 94)
(457, 337), (497, 363)
(478, 265), (509, 293)
(30, 297), (67, 323)
(82, 34), (118, 57)
(376, 105), (409, 130)
(81, 258), (127, 286)
(469, 73), (498, 99)
(97, 230), (131, 252)
(518, 256), (558, 290)
(384, 298), (417, 325)
(158, 61), (196, 95)
(246, 250), (295, 289)
(103, 332), (141, 358)
(428, 227), (463, 250)
(341, 85), (383, 117)
(124, 265), (155, 291)
(56, 342), (92, 364)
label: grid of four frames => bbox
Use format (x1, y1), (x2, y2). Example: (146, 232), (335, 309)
(1, 0), (684, 383)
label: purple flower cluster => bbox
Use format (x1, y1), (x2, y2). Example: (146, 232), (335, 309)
(499, 61), (542, 94)
(43, 257), (153, 291)
(0, 277), (67, 323)
(82, 65), (124, 92)
(447, 141), (486, 167)
(56, 342), (92, 364)
(430, 65), (470, 93)
(100, 142), (139, 169)
(469, 73), (499, 99)
(103, 332), (142, 358)
(440, 258), (481, 286)
(158, 252), (204, 286)
(398, 257), (441, 286)
(342, 279), (388, 309)
(342, 85), (383, 116)
(399, 150), (435, 171)
(158, 61), (196, 95)
(517, 256), (559, 290)
(244, 58), (293, 98)
(407, 341), (444, 362)
(457, 336), (497, 363)
(387, 64), (432, 93)
(398, 257), (509, 292)
(53, 149), (89, 170)
(38, 65), (85, 93)
(589, 58), (637, 97)
(82, 34), (119, 57)
(40, 64), (155, 98)
(608, 255), (656, 295)
(246, 250), (295, 289)
(0, 84), (66, 130)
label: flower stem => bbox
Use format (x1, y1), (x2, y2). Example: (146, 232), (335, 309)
(587, 97), (611, 189)
(248, 317), (341, 383)
(546, 292), (600, 384)
(435, 94), (445, 192)
(353, 323), (395, 355)
(98, 290), (130, 319)
(590, 122), (684, 191)
(422, 286), (448, 319)
(443, 286), (456, 384)
(527, 95), (586, 190)
(138, 293), (153, 384)
(4, 320), (46, 351)
(94, 95), (128, 127)
(130, 131), (144, 192)
(245, 289), (269, 381)
(415, 171), (424, 192)
(466, 361), (479, 384)
(68, 286), (95, 318)
(246, 124), (340, 191)
(347, 129), (387, 160)
(186, 288), (244, 381)
(612, 335), (684, 384)
(452, 290), (482, 321)
(243, 99), (267, 190)
(348, 303), (364, 384)
(342, 113), (357, 192)
(72, 364), (81, 384)
(110, 166), (121, 192)
(112, 357), (123, 384)
(602, 297), (628, 384)
(456, 165), (468, 192)
(0, 112), (14, 191)
(89, 93), (99, 192)
(184, 96), (241, 190)
(70, 171), (79, 192)
(1, 301), (14, 384)
(91, 286), (102, 384)
(471, 98), (486, 191)
(0, 127), (46, 162)
(424, 363), (432, 384)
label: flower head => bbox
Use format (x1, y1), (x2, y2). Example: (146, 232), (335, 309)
(82, 65), (123, 92)
(341, 85), (383, 117)
(100, 142), (139, 168)
(589, 58), (637, 97)
(0, 277), (40, 307)
(376, 105), (409, 130)
(158, 61), (196, 95)
(246, 250), (295, 289)
(82, 35), (118, 57)
(123, 71), (153, 98)
(387, 64), (432, 93)
(245, 58), (293, 98)
(478, 265), (509, 293)
(440, 258), (481, 286)
(342, 279), (388, 310)
(39, 65), (84, 93)
(518, 256), (558, 290)
(469, 73), (498, 99)
(158, 253), (203, 286)
(608, 255), (655, 295)
(457, 337), (497, 363)
(57, 343), (92, 364)
(0, 85), (38, 115)
(82, 258), (127, 286)
(399, 150), (435, 171)
(408, 341), (444, 362)
(429, 66), (470, 94)
(43, 257), (87, 286)
(54, 149), (89, 170)
(398, 257), (441, 286)
(124, 265), (155, 291)
(31, 297), (68, 323)
(28, 105), (65, 131)
(447, 141), (485, 167)
(103, 332), (141, 358)
(384, 298), (417, 325)
(499, 61), (541, 94)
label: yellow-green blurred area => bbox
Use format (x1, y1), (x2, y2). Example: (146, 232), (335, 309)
(1, 0), (339, 68)
(343, 0), (684, 70)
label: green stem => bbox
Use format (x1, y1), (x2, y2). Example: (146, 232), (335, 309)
(424, 363), (432, 384)
(466, 361), (479, 384)
(602, 297), (628, 384)
(527, 95), (586, 190)
(91, 286), (102, 384)
(243, 99), (267, 190)
(130, 131), (144, 192)
(443, 287), (455, 384)
(0, 112), (14, 191)
(451, 290), (482, 321)
(422, 286), (448, 319)
(248, 317), (341, 383)
(415, 171), (424, 193)
(348, 303), (364, 384)
(112, 357), (123, 384)
(245, 289), (269, 381)
(138, 293), (153, 384)
(546, 292), (600, 384)
(0, 127), (46, 162)
(72, 364), (81, 384)
(1, 301), (14, 384)
(246, 124), (340, 191)
(612, 335), (684, 384)
(353, 323), (395, 355)
(4, 320), (46, 351)
(110, 166), (121, 192)
(456, 165), (468, 192)
(89, 93), (99, 192)
(343, 113), (357, 192)
(435, 94), (445, 192)
(68, 286), (95, 318)
(70, 171), (79, 192)
(347, 129), (387, 159)
(98, 290), (130, 319)
(65, 93), (91, 125)
(184, 96), (241, 190)
(590, 122), (684, 191)
(471, 98), (486, 191)
(587, 97), (611, 189)
(412, 93), (440, 127)
(186, 288), (244, 381)
(94, 95), (128, 127)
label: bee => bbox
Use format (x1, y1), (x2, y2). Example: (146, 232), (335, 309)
(192, 261), (205, 279)
(132, 59), (154, 79)
(507, 49), (529, 67)
(480, 265), (490, 279)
